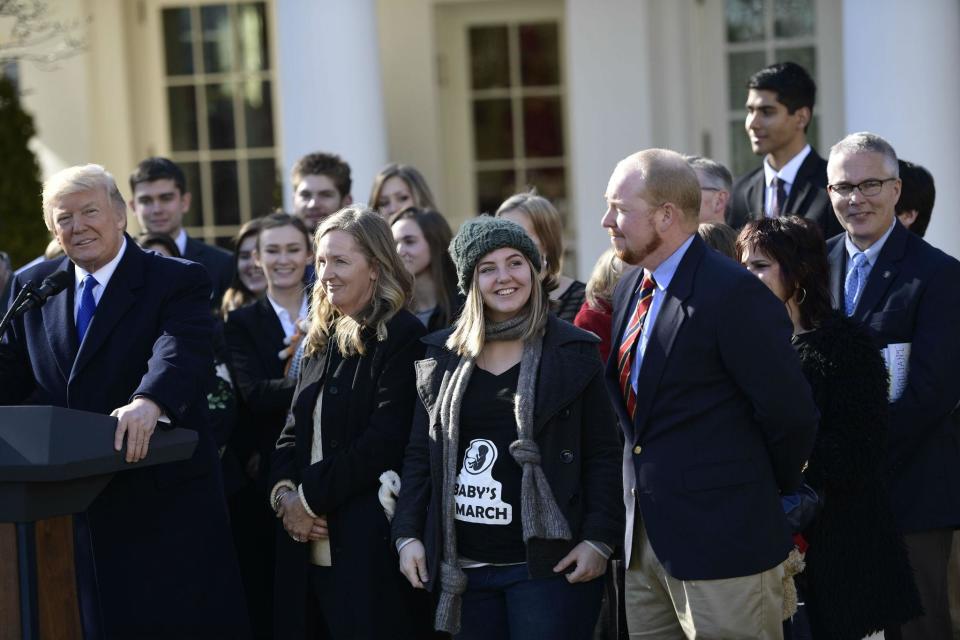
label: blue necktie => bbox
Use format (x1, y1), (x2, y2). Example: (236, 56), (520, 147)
(844, 252), (868, 316)
(76, 275), (98, 343)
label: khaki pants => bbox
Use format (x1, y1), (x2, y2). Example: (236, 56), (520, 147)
(625, 516), (784, 640)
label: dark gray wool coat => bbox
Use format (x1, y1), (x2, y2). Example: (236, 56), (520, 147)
(392, 314), (626, 587)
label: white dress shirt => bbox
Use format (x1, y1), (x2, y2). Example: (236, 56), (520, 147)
(763, 144), (812, 217)
(73, 237), (127, 322)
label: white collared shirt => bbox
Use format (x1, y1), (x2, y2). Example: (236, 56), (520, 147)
(73, 237), (128, 322)
(844, 219), (897, 283)
(763, 144), (812, 217)
(267, 294), (308, 338)
(174, 229), (188, 256)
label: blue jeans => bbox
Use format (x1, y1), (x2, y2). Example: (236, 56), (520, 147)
(455, 563), (604, 640)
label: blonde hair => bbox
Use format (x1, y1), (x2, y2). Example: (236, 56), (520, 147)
(305, 206), (413, 357)
(42, 164), (127, 230)
(584, 248), (624, 311)
(495, 190), (566, 280)
(445, 255), (550, 358)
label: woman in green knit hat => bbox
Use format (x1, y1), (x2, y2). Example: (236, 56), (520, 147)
(391, 216), (625, 639)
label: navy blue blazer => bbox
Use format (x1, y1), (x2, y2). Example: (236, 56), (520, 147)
(827, 222), (960, 532)
(0, 239), (249, 638)
(727, 147), (844, 239)
(606, 235), (818, 580)
(183, 234), (234, 309)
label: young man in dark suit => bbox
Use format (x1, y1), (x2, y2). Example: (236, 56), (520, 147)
(0, 164), (249, 637)
(603, 148), (818, 637)
(129, 157), (235, 307)
(727, 62), (843, 239)
(825, 132), (960, 640)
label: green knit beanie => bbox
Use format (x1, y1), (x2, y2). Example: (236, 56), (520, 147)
(449, 216), (542, 294)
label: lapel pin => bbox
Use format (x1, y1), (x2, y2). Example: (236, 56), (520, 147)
(883, 271), (891, 278)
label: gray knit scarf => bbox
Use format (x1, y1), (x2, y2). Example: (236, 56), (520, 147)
(434, 313), (572, 635)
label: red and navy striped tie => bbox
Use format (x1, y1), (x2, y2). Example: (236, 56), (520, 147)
(617, 273), (657, 420)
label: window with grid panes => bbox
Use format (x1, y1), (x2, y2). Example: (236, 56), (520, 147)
(161, 1), (279, 247)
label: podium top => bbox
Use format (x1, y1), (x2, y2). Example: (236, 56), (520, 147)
(0, 405), (198, 481)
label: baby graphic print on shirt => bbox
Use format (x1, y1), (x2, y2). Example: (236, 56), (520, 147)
(454, 438), (513, 524)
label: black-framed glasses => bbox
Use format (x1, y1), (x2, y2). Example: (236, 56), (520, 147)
(827, 177), (897, 198)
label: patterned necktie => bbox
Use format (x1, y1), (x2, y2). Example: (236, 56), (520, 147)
(76, 274), (98, 343)
(844, 252), (868, 316)
(617, 273), (657, 420)
(770, 176), (788, 218)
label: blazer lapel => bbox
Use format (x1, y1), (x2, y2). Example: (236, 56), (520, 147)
(853, 222), (906, 322)
(41, 259), (77, 382)
(255, 298), (288, 376)
(71, 242), (143, 381)
(747, 173), (765, 220)
(606, 268), (643, 442)
(827, 238), (846, 310)
(631, 237), (703, 443)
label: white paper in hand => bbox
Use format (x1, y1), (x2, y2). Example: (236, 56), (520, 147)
(882, 342), (911, 402)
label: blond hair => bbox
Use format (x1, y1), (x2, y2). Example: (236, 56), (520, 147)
(584, 248), (624, 311)
(42, 164), (127, 230)
(445, 255), (550, 358)
(305, 206), (413, 357)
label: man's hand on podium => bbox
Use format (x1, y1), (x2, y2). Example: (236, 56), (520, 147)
(110, 397), (161, 463)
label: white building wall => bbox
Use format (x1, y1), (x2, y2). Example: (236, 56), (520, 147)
(274, 0), (388, 208)
(565, 0), (657, 279)
(842, 0), (960, 258)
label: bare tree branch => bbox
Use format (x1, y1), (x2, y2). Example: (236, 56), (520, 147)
(0, 0), (88, 68)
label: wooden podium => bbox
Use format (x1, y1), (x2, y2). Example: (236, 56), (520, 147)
(0, 406), (198, 640)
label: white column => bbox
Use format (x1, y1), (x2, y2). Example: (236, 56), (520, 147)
(842, 0), (960, 257)
(274, 0), (388, 208)
(565, 0), (656, 280)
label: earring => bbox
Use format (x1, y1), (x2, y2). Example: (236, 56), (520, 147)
(796, 287), (807, 304)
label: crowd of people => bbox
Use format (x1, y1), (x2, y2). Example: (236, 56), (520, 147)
(1, 60), (958, 640)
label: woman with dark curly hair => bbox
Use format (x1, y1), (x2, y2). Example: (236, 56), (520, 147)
(737, 216), (921, 640)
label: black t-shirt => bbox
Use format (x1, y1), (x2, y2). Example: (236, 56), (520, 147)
(454, 363), (525, 564)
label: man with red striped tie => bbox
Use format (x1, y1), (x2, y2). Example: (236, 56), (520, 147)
(602, 148), (818, 639)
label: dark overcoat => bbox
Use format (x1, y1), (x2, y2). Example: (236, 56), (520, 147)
(0, 240), (249, 639)
(391, 315), (625, 586)
(269, 309), (431, 639)
(793, 313), (922, 639)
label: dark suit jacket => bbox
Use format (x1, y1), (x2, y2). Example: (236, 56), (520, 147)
(827, 222), (960, 532)
(183, 235), (234, 310)
(727, 148), (843, 239)
(392, 315), (625, 587)
(607, 235), (818, 580)
(224, 296), (295, 472)
(269, 310), (430, 639)
(0, 239), (249, 638)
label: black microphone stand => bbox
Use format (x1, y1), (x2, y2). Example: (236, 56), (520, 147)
(0, 281), (38, 342)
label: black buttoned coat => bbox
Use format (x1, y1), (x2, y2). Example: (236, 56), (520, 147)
(269, 309), (431, 639)
(391, 315), (625, 586)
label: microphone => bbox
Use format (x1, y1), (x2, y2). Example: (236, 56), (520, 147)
(14, 271), (73, 315)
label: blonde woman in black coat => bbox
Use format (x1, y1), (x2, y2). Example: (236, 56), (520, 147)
(392, 217), (624, 640)
(269, 206), (431, 639)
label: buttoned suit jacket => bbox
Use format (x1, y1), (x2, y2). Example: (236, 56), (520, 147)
(827, 222), (960, 532)
(0, 239), (249, 637)
(183, 234), (234, 309)
(606, 235), (818, 580)
(727, 147), (844, 239)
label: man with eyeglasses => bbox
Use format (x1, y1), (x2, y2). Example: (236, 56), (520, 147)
(685, 155), (732, 224)
(826, 132), (960, 640)
(727, 62), (843, 239)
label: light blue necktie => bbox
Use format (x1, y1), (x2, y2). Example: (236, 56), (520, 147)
(844, 252), (868, 316)
(76, 275), (98, 343)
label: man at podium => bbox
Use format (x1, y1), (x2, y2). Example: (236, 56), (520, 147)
(0, 164), (249, 638)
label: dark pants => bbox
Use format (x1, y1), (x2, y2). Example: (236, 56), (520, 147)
(456, 564), (604, 640)
(886, 528), (954, 640)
